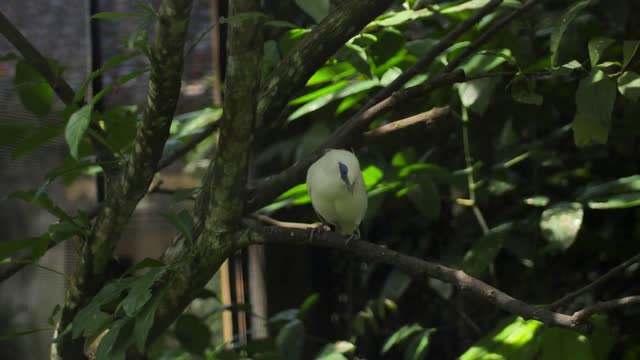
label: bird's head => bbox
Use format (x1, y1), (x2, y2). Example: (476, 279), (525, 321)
(338, 161), (355, 194)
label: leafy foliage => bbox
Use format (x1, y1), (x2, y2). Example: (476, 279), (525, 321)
(3, 0), (640, 358)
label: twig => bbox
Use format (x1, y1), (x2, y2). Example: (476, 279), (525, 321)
(549, 252), (640, 310)
(1, 259), (71, 282)
(0, 10), (75, 104)
(0, 9), (117, 172)
(157, 120), (221, 171)
(247, 70), (465, 213)
(570, 295), (640, 323)
(361, 0), (502, 111)
(248, 1), (541, 213)
(460, 107), (489, 235)
(362, 106), (450, 143)
(253, 214), (322, 230)
(441, 0), (540, 74)
(242, 223), (640, 331)
(256, 0), (396, 129)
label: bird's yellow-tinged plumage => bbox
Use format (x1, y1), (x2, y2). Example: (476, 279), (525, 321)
(306, 149), (368, 236)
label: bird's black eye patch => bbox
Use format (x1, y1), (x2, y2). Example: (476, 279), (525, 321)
(338, 162), (349, 178)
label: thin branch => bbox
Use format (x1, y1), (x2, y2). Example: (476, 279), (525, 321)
(441, 0), (540, 74)
(248, 0), (540, 213)
(56, 1), (195, 357)
(363, 106), (450, 143)
(157, 120), (221, 171)
(247, 69), (465, 213)
(0, 10), (75, 104)
(361, 0), (503, 111)
(256, 0), (395, 129)
(571, 295), (640, 323)
(0, 9), (117, 172)
(242, 224), (639, 331)
(549, 252), (640, 310)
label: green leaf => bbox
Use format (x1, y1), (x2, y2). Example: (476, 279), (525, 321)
(617, 71), (640, 102)
(288, 79), (379, 121)
(306, 62), (355, 86)
(124, 257), (165, 276)
(316, 341), (355, 360)
(550, 0), (594, 67)
(270, 309), (299, 324)
(511, 81), (543, 106)
(459, 78), (498, 115)
(573, 69), (616, 146)
(579, 175), (640, 200)
(266, 20), (298, 29)
(623, 41), (640, 69)
(72, 278), (136, 339)
(462, 223), (513, 277)
(96, 317), (134, 360)
(552, 59), (584, 76)
(0, 122), (32, 148)
(336, 43), (371, 78)
(91, 11), (140, 20)
(30, 233), (51, 260)
(407, 176), (440, 223)
(0, 237), (41, 262)
(74, 52), (141, 103)
(9, 190), (77, 224)
(298, 293), (319, 319)
(121, 267), (166, 317)
(65, 104), (93, 159)
(276, 319), (305, 360)
(381, 324), (423, 354)
(540, 327), (594, 360)
(12, 120), (65, 159)
(587, 193), (640, 209)
(460, 316), (543, 360)
(588, 37), (614, 67)
(462, 50), (510, 77)
(362, 165), (384, 190)
(540, 202), (583, 252)
(134, 287), (165, 352)
(404, 329), (435, 360)
(289, 80), (349, 105)
(80, 312), (112, 342)
(380, 268), (412, 301)
(161, 209), (194, 243)
(573, 112), (608, 147)
(175, 314), (212, 354)
(294, 0), (329, 23)
(14, 60), (53, 117)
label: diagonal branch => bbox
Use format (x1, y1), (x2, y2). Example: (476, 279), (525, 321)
(0, 9), (116, 172)
(157, 120), (221, 171)
(363, 106), (449, 143)
(256, 0), (395, 129)
(361, 0), (503, 111)
(247, 69), (465, 212)
(549, 252), (640, 310)
(242, 224), (640, 331)
(0, 11), (75, 103)
(247, 0), (539, 213)
(147, 0), (265, 344)
(56, 1), (195, 357)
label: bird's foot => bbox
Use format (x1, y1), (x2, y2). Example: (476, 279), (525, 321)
(344, 228), (360, 245)
(309, 223), (330, 243)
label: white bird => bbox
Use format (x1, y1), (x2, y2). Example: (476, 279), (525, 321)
(306, 149), (368, 240)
